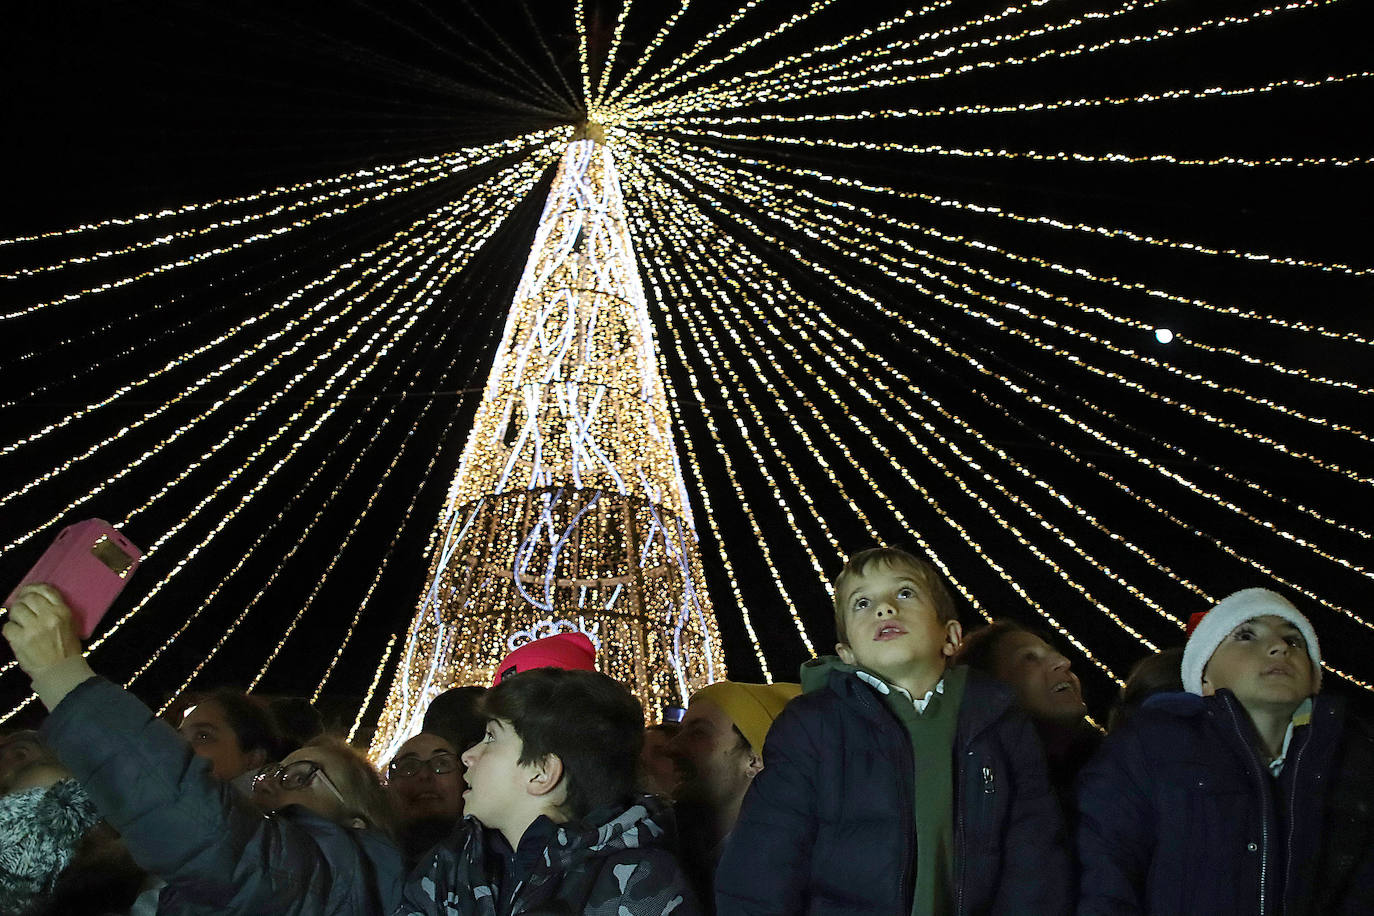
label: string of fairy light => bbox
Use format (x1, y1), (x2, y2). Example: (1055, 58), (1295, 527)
(0, 141), (565, 718)
(627, 160), (1136, 683)
(626, 140), (1374, 552)
(2, 0), (1370, 730)
(623, 152), (1369, 689)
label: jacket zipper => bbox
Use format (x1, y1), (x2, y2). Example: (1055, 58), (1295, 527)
(1223, 695), (1272, 916)
(1284, 712), (1314, 914)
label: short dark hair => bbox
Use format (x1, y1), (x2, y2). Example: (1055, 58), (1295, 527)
(482, 668), (643, 821)
(1109, 647), (1184, 732)
(832, 547), (957, 644)
(423, 686), (488, 754)
(198, 688), (287, 760)
(955, 619), (1031, 673)
(268, 697), (324, 751)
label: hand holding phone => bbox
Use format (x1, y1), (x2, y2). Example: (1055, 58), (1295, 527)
(2, 584), (84, 679)
(3, 519), (141, 639)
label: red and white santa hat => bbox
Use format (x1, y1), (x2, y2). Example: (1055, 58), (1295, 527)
(1181, 587), (1321, 696)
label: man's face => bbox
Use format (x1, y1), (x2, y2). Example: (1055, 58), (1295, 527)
(991, 631), (1087, 723)
(669, 699), (754, 809)
(640, 727), (680, 798)
(1202, 615), (1315, 714)
(179, 700), (263, 781)
(387, 733), (463, 823)
(459, 719), (541, 834)
(835, 561), (961, 678)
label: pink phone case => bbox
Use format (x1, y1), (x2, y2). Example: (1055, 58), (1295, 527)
(4, 519), (142, 638)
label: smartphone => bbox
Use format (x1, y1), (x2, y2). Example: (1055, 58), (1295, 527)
(4, 519), (142, 638)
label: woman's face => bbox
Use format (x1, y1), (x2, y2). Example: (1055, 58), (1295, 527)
(387, 733), (463, 823)
(179, 699), (266, 781)
(250, 747), (353, 823)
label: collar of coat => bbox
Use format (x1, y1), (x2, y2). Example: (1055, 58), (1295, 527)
(801, 656), (1017, 745)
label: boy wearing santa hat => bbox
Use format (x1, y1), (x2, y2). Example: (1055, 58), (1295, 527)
(1076, 588), (1374, 915)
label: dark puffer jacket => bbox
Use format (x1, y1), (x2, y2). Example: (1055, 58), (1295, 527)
(714, 660), (1071, 916)
(1076, 689), (1374, 916)
(396, 796), (700, 916)
(39, 676), (403, 916)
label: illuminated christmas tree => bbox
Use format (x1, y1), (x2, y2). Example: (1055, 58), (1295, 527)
(369, 126), (724, 760)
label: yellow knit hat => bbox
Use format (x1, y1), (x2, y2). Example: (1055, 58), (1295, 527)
(690, 681), (801, 753)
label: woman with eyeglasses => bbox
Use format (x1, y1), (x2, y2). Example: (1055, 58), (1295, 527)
(2, 584), (404, 916)
(385, 732), (465, 867)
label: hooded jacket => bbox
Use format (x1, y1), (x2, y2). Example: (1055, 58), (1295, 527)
(39, 676), (403, 916)
(1075, 689), (1374, 916)
(714, 658), (1071, 916)
(395, 795), (700, 916)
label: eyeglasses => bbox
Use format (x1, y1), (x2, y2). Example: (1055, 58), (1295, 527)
(387, 751), (460, 779)
(252, 760), (349, 808)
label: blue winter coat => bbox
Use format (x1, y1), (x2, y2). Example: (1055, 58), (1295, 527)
(39, 676), (404, 916)
(715, 661), (1072, 916)
(1075, 689), (1374, 916)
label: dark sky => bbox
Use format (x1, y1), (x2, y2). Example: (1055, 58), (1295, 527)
(2, 0), (1372, 730)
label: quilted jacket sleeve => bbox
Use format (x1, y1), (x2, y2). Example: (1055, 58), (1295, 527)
(40, 676), (401, 916)
(714, 702), (820, 916)
(1074, 726), (1153, 916)
(987, 710), (1073, 915)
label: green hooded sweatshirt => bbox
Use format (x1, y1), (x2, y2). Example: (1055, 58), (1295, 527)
(801, 656), (969, 916)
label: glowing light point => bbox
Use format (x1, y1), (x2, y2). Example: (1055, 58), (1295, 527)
(1154, 328), (1174, 344)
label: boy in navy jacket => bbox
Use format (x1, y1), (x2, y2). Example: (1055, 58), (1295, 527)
(1076, 588), (1374, 915)
(715, 547), (1071, 915)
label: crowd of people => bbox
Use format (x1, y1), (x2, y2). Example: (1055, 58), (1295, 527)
(1, 545), (1371, 915)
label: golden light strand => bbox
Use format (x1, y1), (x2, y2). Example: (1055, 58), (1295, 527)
(641, 0), (1341, 117)
(0, 184), (514, 548)
(644, 143), (1374, 593)
(0, 150), (559, 709)
(634, 161), (1134, 681)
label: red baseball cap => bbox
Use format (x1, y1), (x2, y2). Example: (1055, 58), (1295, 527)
(492, 632), (597, 685)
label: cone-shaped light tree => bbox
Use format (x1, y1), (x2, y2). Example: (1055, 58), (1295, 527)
(370, 129), (725, 761)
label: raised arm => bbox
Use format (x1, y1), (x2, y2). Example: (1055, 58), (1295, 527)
(4, 584), (399, 916)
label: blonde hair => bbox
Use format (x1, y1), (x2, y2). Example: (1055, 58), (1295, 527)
(832, 547), (957, 644)
(305, 736), (398, 841)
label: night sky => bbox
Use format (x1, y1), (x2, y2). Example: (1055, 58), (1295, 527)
(2, 0), (1372, 732)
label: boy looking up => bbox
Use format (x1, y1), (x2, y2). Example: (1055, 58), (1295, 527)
(1076, 588), (1374, 915)
(715, 547), (1071, 915)
(396, 667), (699, 916)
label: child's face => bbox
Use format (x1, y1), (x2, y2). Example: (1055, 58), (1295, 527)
(179, 699), (267, 782)
(460, 718), (543, 833)
(835, 561), (961, 677)
(1202, 615), (1315, 712)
